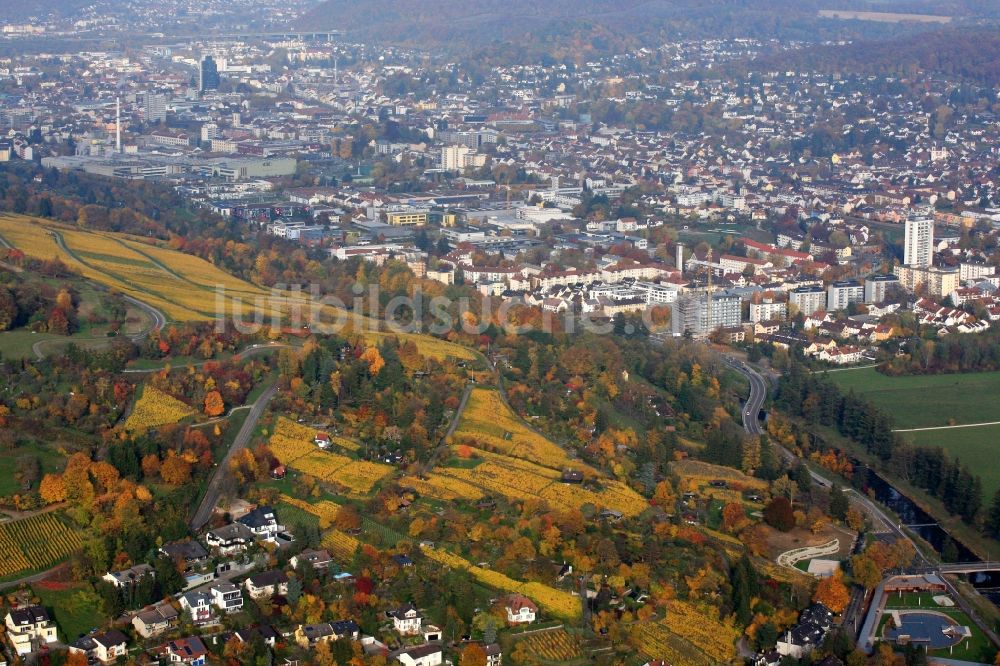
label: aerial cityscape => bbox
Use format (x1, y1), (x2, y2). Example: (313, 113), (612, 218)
(1, 1), (1000, 665)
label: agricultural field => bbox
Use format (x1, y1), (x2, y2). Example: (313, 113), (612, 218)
(0, 214), (478, 361)
(512, 628), (583, 661)
(630, 601), (739, 666)
(444, 391), (648, 515)
(320, 527), (362, 561)
(420, 545), (581, 620)
(122, 385), (196, 433)
(0, 512), (83, 580)
(433, 446), (647, 516)
(400, 473), (484, 501)
(268, 417), (393, 494)
(453, 389), (579, 469)
(280, 494), (341, 528)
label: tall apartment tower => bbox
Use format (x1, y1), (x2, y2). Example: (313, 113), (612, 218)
(145, 93), (167, 124)
(904, 218), (934, 268)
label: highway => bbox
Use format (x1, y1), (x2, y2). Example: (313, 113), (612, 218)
(725, 356), (914, 546)
(723, 356), (767, 436)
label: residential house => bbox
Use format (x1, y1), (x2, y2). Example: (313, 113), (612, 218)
(291, 548), (334, 571)
(205, 522), (256, 555)
(210, 582), (244, 614)
(389, 604), (422, 635)
(504, 594), (538, 625)
(331, 619), (361, 641)
(238, 505), (284, 542)
(5, 606), (58, 656)
(102, 563), (155, 588)
(776, 603), (833, 658)
(132, 601), (179, 638)
(178, 591), (216, 626)
(295, 623), (336, 648)
(157, 636), (208, 666)
(245, 570), (289, 599)
(68, 630), (128, 664)
(234, 625), (280, 648)
(394, 644), (443, 666)
(160, 540), (210, 571)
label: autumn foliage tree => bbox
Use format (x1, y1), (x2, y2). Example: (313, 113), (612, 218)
(813, 573), (850, 613)
(722, 502), (749, 533)
(763, 496), (796, 532)
(360, 347), (385, 375)
(39, 474), (66, 503)
(204, 390), (225, 417)
(160, 452), (193, 485)
(460, 643), (488, 666)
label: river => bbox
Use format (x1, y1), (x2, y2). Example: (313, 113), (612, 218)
(851, 465), (1000, 605)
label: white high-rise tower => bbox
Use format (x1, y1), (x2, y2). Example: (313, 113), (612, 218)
(904, 218), (933, 268)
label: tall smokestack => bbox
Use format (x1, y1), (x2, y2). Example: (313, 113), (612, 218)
(676, 243), (684, 273)
(115, 96), (121, 153)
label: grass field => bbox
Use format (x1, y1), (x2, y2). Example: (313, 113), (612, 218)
(32, 582), (109, 641)
(0, 442), (65, 498)
(829, 367), (1000, 497)
(829, 367), (1000, 428)
(906, 424), (1000, 497)
(0, 275), (152, 360)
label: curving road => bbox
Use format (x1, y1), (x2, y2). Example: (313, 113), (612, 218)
(190, 380), (278, 530)
(724, 357), (767, 436)
(24, 231), (168, 360)
(725, 356), (906, 540)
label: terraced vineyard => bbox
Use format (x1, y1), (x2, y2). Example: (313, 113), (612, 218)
(268, 417), (394, 494)
(320, 528), (362, 561)
(0, 214), (478, 361)
(280, 495), (341, 528)
(443, 391), (647, 516)
(123, 385), (196, 433)
(0, 513), (83, 580)
(630, 601), (739, 665)
(513, 628), (583, 661)
(420, 545), (582, 620)
(453, 389), (577, 469)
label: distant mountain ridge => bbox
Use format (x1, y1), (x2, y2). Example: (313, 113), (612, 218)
(749, 26), (1000, 85)
(294, 0), (994, 52)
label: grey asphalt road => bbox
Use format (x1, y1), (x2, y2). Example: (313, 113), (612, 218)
(189, 381), (278, 530)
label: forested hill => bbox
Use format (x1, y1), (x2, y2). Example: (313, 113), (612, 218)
(294, 0), (979, 60)
(749, 27), (1000, 86)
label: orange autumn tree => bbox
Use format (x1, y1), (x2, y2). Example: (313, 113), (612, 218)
(360, 347), (385, 375)
(39, 474), (66, 503)
(204, 390), (225, 417)
(813, 573), (850, 613)
(722, 502), (749, 533)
